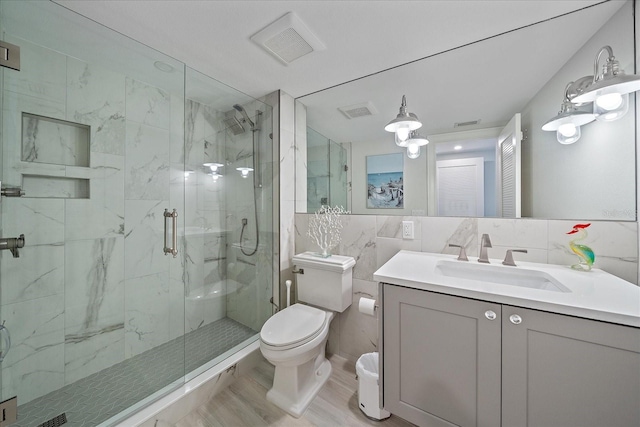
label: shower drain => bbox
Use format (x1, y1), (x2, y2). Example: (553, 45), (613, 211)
(37, 413), (67, 427)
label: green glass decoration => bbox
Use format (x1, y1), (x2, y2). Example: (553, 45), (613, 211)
(566, 223), (595, 271)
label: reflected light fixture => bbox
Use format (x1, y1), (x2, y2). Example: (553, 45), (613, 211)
(384, 95), (422, 146)
(405, 130), (429, 159)
(210, 173), (221, 182)
(203, 162), (224, 173)
(542, 82), (595, 145)
(571, 45), (640, 122)
(236, 166), (254, 178)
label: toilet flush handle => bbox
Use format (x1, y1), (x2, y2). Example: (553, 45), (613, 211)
(285, 280), (292, 308)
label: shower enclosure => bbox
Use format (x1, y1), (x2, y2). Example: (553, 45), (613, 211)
(0, 2), (274, 426)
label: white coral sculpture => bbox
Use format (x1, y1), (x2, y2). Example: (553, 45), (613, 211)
(307, 205), (349, 257)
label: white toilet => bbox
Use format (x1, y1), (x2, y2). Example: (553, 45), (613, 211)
(260, 252), (355, 418)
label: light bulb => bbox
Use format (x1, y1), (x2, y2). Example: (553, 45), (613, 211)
(594, 93), (628, 122)
(211, 173), (220, 181)
(557, 123), (578, 138)
(407, 143), (421, 159)
(556, 126), (581, 145)
(395, 127), (410, 145)
(209, 165), (219, 172)
(595, 93), (623, 111)
(241, 170), (249, 178)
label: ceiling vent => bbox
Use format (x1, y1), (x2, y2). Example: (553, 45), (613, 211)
(454, 119), (481, 128)
(338, 102), (378, 119)
(251, 12), (325, 65)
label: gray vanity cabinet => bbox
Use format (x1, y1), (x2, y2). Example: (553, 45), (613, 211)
(382, 284), (640, 427)
(382, 284), (502, 427)
(502, 306), (640, 427)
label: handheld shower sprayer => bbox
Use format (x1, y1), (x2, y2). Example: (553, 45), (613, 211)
(233, 104), (256, 130)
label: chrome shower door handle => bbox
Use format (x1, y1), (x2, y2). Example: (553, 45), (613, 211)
(163, 209), (178, 258)
(0, 323), (11, 362)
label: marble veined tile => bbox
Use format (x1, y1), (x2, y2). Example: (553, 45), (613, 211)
(126, 78), (171, 130)
(548, 220), (638, 284)
(338, 215), (377, 281)
(376, 215), (423, 239)
(3, 35), (66, 104)
(125, 272), (171, 358)
(170, 94), (186, 165)
(64, 237), (125, 382)
(124, 200), (170, 279)
(1, 295), (65, 405)
(125, 121), (170, 200)
(2, 198), (64, 245)
(478, 217), (548, 250)
(0, 244), (64, 306)
(421, 217), (478, 257)
(67, 58), (126, 155)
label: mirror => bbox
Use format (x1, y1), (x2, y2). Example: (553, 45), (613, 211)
(295, 1), (636, 220)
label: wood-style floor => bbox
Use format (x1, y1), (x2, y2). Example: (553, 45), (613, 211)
(175, 355), (416, 427)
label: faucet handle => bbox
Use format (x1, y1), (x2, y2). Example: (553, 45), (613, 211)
(449, 244), (468, 261)
(503, 249), (528, 267)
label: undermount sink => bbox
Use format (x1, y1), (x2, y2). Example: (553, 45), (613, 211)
(435, 260), (571, 293)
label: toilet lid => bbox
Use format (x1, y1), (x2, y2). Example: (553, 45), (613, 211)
(260, 304), (327, 348)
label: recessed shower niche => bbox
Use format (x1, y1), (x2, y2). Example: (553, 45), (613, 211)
(21, 113), (90, 167)
(21, 112), (91, 199)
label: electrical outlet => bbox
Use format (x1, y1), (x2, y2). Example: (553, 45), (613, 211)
(402, 221), (414, 239)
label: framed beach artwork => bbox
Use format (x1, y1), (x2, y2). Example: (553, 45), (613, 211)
(366, 153), (404, 208)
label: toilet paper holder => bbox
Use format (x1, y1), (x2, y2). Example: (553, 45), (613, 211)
(358, 297), (378, 316)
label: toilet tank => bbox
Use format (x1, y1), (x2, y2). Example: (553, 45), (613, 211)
(292, 252), (356, 312)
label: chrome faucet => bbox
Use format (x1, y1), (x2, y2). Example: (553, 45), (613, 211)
(478, 234), (492, 263)
(503, 249), (528, 266)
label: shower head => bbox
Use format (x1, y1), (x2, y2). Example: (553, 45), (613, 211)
(223, 115), (245, 135)
(233, 104), (256, 129)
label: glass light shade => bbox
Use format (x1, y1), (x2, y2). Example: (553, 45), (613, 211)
(594, 92), (629, 122)
(236, 167), (253, 178)
(395, 128), (411, 146)
(557, 125), (581, 145)
(204, 162), (224, 172)
(407, 143), (421, 159)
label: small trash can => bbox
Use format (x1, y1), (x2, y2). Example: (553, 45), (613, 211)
(356, 352), (390, 420)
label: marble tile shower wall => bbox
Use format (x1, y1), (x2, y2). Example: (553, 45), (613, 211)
(0, 37), (227, 405)
(295, 214), (639, 362)
(223, 99), (275, 333)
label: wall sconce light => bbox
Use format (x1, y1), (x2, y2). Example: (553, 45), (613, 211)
(542, 82), (595, 145)
(384, 95), (422, 146)
(571, 45), (640, 122)
(236, 167), (253, 178)
(404, 130), (429, 159)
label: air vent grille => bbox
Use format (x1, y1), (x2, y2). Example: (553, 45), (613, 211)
(264, 28), (313, 63)
(454, 119), (481, 127)
(338, 102), (378, 119)
(251, 12), (325, 65)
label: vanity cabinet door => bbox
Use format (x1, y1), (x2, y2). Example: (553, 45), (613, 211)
(502, 306), (640, 427)
(383, 285), (502, 427)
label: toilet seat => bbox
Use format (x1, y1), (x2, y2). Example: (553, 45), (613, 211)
(260, 304), (328, 350)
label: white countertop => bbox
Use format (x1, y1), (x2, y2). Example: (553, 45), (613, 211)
(374, 251), (640, 328)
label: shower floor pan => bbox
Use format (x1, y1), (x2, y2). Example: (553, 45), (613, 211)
(15, 317), (256, 427)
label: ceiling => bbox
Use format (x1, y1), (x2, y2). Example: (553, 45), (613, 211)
(54, 0), (609, 100)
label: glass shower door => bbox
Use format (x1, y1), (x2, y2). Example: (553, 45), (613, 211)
(0, 1), (187, 425)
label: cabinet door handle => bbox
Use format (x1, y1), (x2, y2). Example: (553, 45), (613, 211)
(484, 310), (497, 320)
(509, 314), (522, 325)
